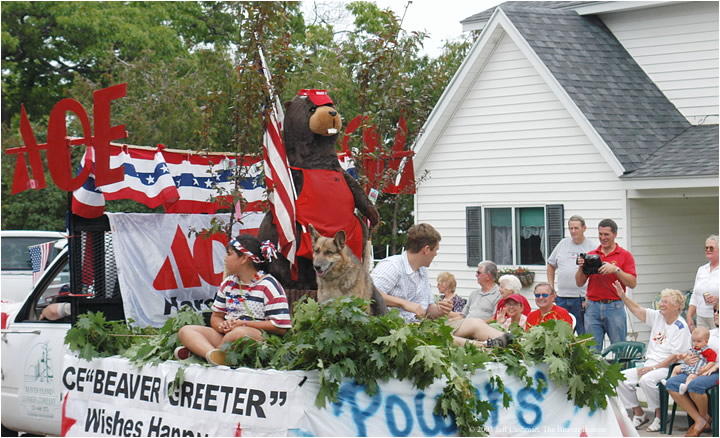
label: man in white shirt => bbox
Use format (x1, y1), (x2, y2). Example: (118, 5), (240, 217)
(372, 224), (512, 348)
(371, 223), (451, 322)
(547, 215), (597, 334)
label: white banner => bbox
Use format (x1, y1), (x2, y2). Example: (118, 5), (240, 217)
(293, 362), (638, 437)
(107, 213), (241, 327)
(62, 355), (637, 437)
(62, 355), (305, 437)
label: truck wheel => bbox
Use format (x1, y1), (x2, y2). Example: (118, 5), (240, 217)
(1, 424), (18, 436)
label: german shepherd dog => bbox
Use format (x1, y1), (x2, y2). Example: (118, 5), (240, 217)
(309, 224), (387, 316)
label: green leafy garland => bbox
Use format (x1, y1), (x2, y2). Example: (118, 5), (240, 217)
(64, 298), (623, 436)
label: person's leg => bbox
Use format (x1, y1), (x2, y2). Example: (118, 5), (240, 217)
(667, 374), (708, 431)
(617, 367), (645, 419)
(178, 325), (224, 357)
(583, 300), (605, 351)
(557, 297), (584, 335)
(452, 318), (503, 341)
(687, 373), (718, 425)
(223, 326), (264, 344)
(604, 300), (627, 345)
(638, 367), (667, 427)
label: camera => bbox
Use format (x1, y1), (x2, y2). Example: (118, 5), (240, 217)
(577, 253), (603, 275)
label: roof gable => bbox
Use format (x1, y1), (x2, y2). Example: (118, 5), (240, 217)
(414, 2), (706, 178)
(500, 4), (690, 173)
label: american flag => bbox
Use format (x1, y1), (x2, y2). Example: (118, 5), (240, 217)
(29, 241), (55, 285)
(259, 49), (297, 268)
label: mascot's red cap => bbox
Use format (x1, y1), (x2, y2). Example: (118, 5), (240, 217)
(298, 89), (334, 106)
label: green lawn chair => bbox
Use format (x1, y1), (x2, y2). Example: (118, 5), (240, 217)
(600, 341), (646, 370)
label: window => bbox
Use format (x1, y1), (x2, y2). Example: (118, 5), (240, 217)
(466, 205), (564, 267)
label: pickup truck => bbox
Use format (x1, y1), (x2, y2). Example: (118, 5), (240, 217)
(1, 215), (125, 436)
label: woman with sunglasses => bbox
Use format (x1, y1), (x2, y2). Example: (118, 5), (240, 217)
(687, 235), (719, 332)
(667, 302), (719, 437)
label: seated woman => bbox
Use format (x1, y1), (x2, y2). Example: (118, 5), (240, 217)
(437, 272), (466, 313)
(494, 274), (531, 320)
(175, 235), (291, 365)
(496, 294), (527, 330)
(666, 301), (719, 437)
(614, 283), (691, 433)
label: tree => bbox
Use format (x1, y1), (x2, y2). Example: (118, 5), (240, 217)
(1, 0), (475, 248)
(1, 1), (237, 125)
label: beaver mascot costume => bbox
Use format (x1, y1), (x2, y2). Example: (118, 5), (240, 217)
(258, 89), (379, 292)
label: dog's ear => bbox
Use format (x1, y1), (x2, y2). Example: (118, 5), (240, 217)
(333, 230), (346, 249)
(309, 224), (320, 244)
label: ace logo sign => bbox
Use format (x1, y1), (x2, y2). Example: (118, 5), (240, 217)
(107, 213), (241, 327)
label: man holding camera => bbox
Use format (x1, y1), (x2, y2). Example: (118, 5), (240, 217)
(576, 218), (637, 351)
(547, 215), (597, 335)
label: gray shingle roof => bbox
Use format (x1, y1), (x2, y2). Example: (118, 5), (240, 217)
(500, 4), (692, 174)
(461, 2), (591, 24)
(622, 125), (719, 178)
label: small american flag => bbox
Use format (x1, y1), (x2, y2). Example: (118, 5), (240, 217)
(29, 241), (55, 285)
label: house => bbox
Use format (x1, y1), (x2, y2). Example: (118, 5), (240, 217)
(412, 1), (719, 343)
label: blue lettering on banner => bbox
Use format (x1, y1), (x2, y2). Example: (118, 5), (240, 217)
(414, 393), (455, 436)
(481, 382), (502, 428)
(515, 371), (548, 429)
(385, 395), (413, 436)
(332, 382), (458, 437)
(332, 382), (382, 436)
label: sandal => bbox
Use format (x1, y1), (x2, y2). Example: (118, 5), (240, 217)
(646, 417), (661, 432)
(702, 418), (712, 432)
(685, 426), (702, 437)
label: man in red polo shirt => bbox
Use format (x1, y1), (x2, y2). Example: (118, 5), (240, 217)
(526, 283), (574, 328)
(576, 218), (637, 351)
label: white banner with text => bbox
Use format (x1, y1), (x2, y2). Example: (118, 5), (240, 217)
(107, 213), (241, 327)
(62, 355), (637, 437)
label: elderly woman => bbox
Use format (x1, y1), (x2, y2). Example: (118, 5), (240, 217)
(666, 302), (719, 437)
(687, 235), (719, 332)
(437, 272), (466, 313)
(494, 274), (531, 319)
(614, 283), (691, 432)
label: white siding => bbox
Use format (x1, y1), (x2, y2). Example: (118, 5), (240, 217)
(601, 2), (719, 123)
(416, 33), (629, 301)
(627, 196), (719, 343)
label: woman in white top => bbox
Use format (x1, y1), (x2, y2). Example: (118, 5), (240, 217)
(687, 235), (719, 331)
(615, 284), (691, 433)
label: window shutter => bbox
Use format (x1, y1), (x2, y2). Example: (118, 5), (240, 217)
(546, 204), (564, 255)
(466, 206), (483, 266)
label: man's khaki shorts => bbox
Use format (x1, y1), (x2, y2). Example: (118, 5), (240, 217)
(447, 318), (464, 333)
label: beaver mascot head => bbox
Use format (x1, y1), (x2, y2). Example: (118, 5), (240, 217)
(283, 89), (343, 170)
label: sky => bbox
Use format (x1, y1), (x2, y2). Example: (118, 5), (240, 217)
(301, 0), (503, 57)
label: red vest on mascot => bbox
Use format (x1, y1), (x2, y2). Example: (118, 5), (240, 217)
(293, 167), (363, 261)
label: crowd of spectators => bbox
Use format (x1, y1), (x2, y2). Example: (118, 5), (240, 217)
(379, 219), (717, 434)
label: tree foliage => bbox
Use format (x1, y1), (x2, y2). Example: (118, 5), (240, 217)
(1, 1), (473, 249)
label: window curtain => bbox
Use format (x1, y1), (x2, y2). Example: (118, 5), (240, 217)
(492, 226), (513, 265)
(520, 226), (546, 261)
